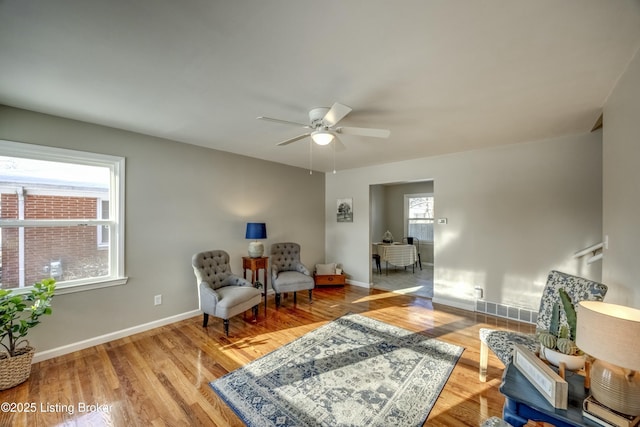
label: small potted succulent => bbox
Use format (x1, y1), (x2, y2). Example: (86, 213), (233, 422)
(537, 287), (585, 370)
(0, 278), (56, 390)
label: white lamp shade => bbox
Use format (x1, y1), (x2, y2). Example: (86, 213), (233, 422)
(576, 301), (640, 372)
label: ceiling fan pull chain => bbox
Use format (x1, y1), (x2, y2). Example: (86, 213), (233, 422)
(309, 139), (313, 175)
(333, 141), (337, 174)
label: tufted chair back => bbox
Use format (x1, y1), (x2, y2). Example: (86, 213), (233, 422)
(191, 250), (232, 290)
(271, 242), (303, 273)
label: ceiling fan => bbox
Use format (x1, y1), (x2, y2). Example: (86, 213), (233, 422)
(257, 102), (390, 147)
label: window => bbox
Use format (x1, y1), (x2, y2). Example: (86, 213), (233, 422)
(404, 193), (434, 242)
(0, 140), (126, 293)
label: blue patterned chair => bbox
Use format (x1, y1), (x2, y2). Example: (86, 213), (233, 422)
(192, 250), (262, 336)
(270, 242), (315, 308)
(478, 270), (607, 382)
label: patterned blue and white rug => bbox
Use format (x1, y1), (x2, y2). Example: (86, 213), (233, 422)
(210, 313), (463, 427)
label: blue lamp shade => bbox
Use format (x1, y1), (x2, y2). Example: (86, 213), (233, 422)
(245, 223), (267, 258)
(245, 223), (267, 240)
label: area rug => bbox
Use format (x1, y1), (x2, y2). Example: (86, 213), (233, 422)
(210, 313), (463, 427)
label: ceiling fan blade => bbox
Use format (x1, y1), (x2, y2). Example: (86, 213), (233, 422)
(323, 103), (352, 127)
(257, 116), (311, 128)
(276, 133), (311, 146)
(333, 137), (347, 152)
(336, 126), (390, 138)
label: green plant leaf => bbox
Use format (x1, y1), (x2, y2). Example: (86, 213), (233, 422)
(549, 302), (560, 337)
(0, 278), (56, 356)
(558, 287), (577, 341)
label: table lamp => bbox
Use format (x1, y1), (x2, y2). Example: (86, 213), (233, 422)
(576, 301), (640, 416)
(245, 222), (267, 258)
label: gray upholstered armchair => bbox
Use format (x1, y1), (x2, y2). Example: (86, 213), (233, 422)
(192, 250), (262, 336)
(270, 242), (315, 308)
(478, 270), (607, 382)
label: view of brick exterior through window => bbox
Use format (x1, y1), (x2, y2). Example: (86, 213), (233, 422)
(1, 193), (108, 289)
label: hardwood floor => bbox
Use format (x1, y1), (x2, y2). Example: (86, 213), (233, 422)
(0, 285), (535, 426)
(372, 264), (434, 298)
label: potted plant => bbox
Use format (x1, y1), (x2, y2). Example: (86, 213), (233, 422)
(0, 278), (56, 390)
(537, 287), (585, 371)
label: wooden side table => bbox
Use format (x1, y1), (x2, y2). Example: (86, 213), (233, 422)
(499, 362), (595, 427)
(242, 256), (268, 311)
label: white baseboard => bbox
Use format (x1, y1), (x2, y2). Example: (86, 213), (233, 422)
(33, 309), (201, 364)
(432, 295), (475, 311)
(346, 279), (370, 288)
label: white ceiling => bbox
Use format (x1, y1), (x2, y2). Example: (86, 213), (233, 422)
(2, 1), (640, 172)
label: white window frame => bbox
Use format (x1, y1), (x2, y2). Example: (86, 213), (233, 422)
(97, 198), (109, 249)
(0, 140), (127, 294)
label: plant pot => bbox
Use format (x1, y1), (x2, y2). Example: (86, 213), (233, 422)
(540, 346), (584, 371)
(0, 346), (35, 390)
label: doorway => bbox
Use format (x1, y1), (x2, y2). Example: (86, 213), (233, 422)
(369, 181), (434, 298)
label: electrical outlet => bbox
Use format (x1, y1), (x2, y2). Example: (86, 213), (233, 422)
(154, 294), (162, 306)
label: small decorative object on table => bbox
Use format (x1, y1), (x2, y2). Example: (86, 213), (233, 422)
(537, 287), (585, 374)
(0, 278), (56, 390)
(512, 344), (568, 409)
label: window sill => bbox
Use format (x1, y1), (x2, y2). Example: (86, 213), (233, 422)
(54, 277), (129, 295)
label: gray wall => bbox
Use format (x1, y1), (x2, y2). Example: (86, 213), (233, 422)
(0, 105), (325, 352)
(602, 48), (640, 307)
(326, 132), (603, 311)
(369, 184), (386, 245)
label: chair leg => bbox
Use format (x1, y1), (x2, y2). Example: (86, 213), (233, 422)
(479, 340), (489, 382)
(417, 253), (422, 270)
(202, 313), (209, 327)
(293, 291), (297, 304)
(223, 319), (229, 336)
(372, 254), (381, 274)
(275, 293), (281, 308)
(252, 305), (258, 321)
(309, 289), (313, 304)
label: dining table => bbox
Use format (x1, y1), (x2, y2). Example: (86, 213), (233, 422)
(375, 243), (418, 275)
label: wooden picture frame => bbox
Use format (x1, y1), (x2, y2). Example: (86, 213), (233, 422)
(512, 344), (568, 409)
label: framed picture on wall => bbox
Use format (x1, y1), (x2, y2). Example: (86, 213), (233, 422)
(337, 198), (353, 222)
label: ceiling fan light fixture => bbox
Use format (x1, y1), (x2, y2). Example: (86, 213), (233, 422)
(311, 130), (334, 145)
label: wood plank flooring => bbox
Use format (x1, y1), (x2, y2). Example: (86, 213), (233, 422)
(0, 285), (535, 426)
